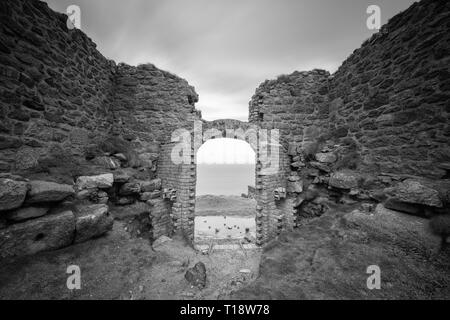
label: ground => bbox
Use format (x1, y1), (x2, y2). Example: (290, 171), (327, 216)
(232, 204), (450, 299)
(0, 199), (449, 300)
(0, 221), (261, 300)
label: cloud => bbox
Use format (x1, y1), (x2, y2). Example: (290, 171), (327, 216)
(197, 138), (255, 164)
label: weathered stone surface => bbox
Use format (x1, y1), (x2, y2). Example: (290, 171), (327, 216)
(76, 174), (114, 190)
(0, 179), (28, 211)
(385, 179), (443, 208)
(429, 214), (450, 239)
(309, 161), (331, 172)
(5, 206), (49, 222)
(291, 161), (305, 168)
(315, 152), (337, 163)
(96, 191), (109, 204)
(116, 196), (135, 206)
(92, 156), (121, 170)
(0, 210), (75, 259)
(113, 153), (127, 162)
(185, 262), (207, 288)
(329, 171), (360, 189)
(113, 169), (134, 183)
(140, 179), (162, 192)
(384, 198), (423, 216)
(26, 181), (74, 204)
(152, 235), (172, 249)
(288, 143), (300, 156)
(74, 204), (113, 243)
(140, 191), (161, 201)
(119, 182), (141, 196)
(287, 181), (303, 193)
(138, 153), (156, 168)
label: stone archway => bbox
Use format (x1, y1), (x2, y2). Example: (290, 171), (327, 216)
(158, 119), (295, 246)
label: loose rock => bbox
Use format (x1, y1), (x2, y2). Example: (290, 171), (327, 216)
(74, 204), (113, 243)
(185, 262), (207, 288)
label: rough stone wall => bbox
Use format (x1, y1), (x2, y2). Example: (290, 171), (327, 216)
(0, 0), (116, 178)
(113, 63), (201, 145)
(158, 142), (195, 239)
(249, 0), (450, 226)
(249, 70), (331, 232)
(328, 0), (450, 179)
(249, 70), (331, 145)
(0, 0), (195, 258)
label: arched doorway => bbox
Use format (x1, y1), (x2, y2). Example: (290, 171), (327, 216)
(158, 118), (294, 247)
(194, 138), (256, 245)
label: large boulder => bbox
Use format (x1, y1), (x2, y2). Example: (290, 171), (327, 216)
(74, 204), (113, 243)
(385, 179), (443, 208)
(0, 210), (75, 259)
(26, 181), (74, 204)
(329, 171), (360, 189)
(5, 206), (50, 222)
(0, 179), (28, 211)
(185, 262), (207, 288)
(76, 174), (114, 190)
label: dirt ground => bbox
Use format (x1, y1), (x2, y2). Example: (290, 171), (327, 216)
(0, 222), (261, 300)
(232, 204), (450, 300)
(1, 203), (449, 300)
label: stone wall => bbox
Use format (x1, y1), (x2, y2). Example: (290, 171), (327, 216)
(250, 69), (331, 145)
(0, 0), (196, 258)
(249, 0), (450, 225)
(0, 0), (115, 179)
(0, 0), (449, 258)
(328, 0), (450, 179)
(113, 63), (201, 145)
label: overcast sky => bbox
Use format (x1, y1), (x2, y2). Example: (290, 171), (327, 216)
(47, 0), (415, 122)
(197, 138), (255, 164)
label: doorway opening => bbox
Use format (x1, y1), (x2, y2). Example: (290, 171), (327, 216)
(194, 138), (256, 245)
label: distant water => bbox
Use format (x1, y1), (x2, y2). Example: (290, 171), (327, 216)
(196, 164), (255, 196)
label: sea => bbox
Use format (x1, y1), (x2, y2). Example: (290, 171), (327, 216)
(196, 164), (255, 196)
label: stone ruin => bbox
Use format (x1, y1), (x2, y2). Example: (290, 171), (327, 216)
(0, 0), (449, 259)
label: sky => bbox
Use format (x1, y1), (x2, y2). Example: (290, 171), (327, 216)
(197, 138), (255, 164)
(47, 0), (416, 121)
